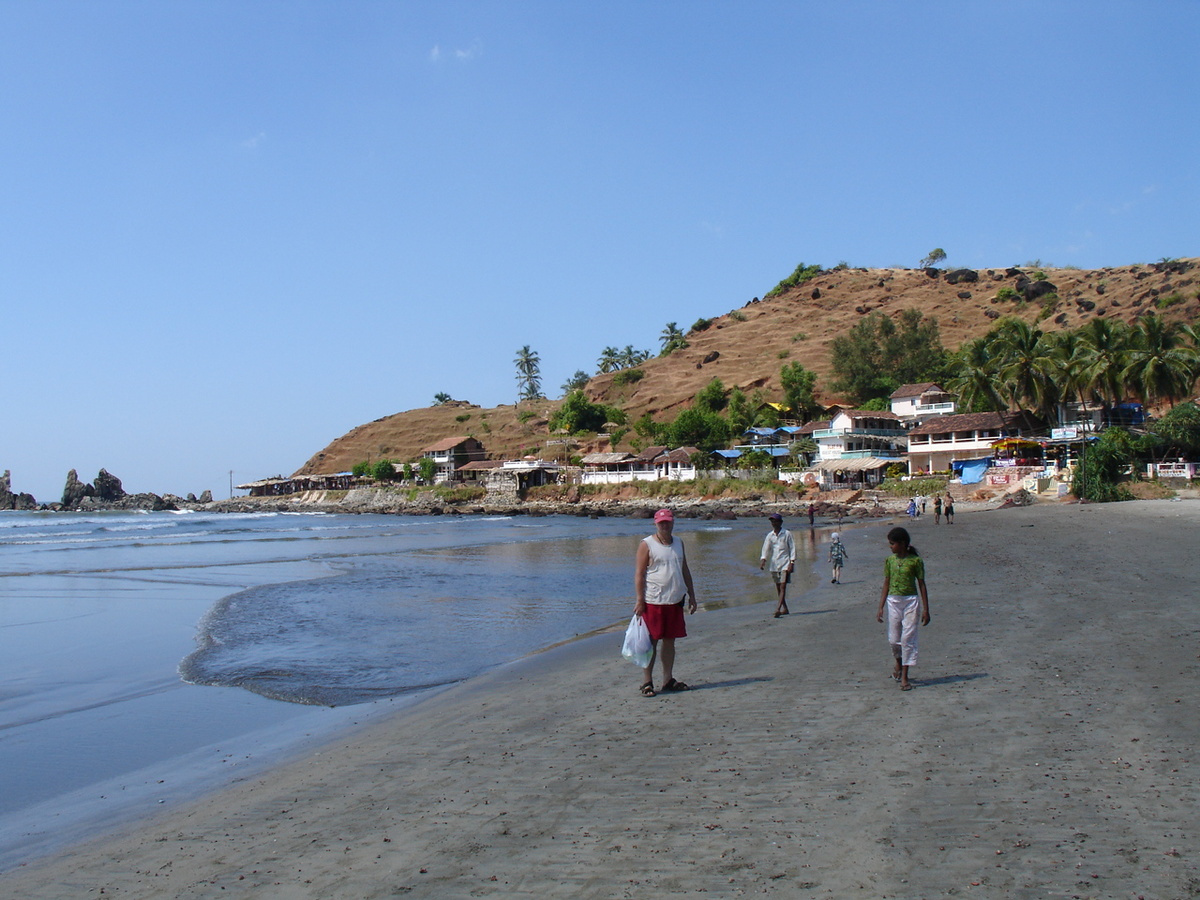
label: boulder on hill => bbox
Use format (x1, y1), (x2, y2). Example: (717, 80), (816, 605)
(944, 269), (978, 285)
(1022, 279), (1059, 302)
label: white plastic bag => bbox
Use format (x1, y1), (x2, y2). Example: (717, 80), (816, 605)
(621, 614), (653, 668)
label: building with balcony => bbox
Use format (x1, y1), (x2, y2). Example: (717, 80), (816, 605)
(905, 411), (1045, 475)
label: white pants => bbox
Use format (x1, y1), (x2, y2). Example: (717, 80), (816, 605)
(886, 594), (921, 666)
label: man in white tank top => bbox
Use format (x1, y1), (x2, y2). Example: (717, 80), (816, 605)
(634, 508), (697, 697)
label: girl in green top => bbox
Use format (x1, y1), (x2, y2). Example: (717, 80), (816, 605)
(875, 526), (930, 691)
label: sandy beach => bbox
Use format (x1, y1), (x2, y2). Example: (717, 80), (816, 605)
(2, 499), (1197, 898)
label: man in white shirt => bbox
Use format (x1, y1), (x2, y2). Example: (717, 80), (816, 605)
(759, 513), (796, 619)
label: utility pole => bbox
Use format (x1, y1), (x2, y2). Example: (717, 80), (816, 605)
(229, 470), (233, 500)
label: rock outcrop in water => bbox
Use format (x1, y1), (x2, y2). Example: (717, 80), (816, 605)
(60, 468), (177, 512)
(0, 470), (38, 510)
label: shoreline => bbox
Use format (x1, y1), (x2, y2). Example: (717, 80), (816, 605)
(3, 499), (1198, 897)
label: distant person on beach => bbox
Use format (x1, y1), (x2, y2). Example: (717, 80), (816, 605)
(634, 509), (697, 697)
(906, 498), (917, 519)
(920, 495), (927, 516)
(759, 513), (796, 618)
(944, 493), (955, 524)
(807, 502), (815, 526)
(876, 526), (930, 691)
(933, 494), (942, 524)
(828, 531), (848, 584)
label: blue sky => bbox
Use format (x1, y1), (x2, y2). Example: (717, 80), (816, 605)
(2, 1), (1197, 502)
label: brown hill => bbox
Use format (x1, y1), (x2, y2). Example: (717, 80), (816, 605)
(295, 260), (1199, 476)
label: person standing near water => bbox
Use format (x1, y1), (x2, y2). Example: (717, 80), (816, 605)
(944, 492), (955, 524)
(828, 531), (848, 584)
(933, 494), (942, 524)
(876, 526), (930, 691)
(759, 513), (796, 618)
(634, 509), (697, 697)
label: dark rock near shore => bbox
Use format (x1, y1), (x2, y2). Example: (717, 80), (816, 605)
(1, 470), (38, 510)
(62, 469), (95, 507)
(60, 468), (176, 511)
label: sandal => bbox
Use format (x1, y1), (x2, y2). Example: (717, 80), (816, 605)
(662, 678), (690, 692)
(640, 682), (657, 697)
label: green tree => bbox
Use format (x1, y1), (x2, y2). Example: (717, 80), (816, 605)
(829, 310), (948, 405)
(919, 248), (947, 268)
(766, 262), (822, 297)
(1150, 401), (1200, 458)
(514, 345), (543, 401)
(1072, 427), (1140, 502)
(417, 457), (437, 483)
(370, 459), (397, 481)
(549, 390), (610, 433)
(1122, 314), (1197, 409)
(737, 448), (774, 470)
(433, 392), (452, 405)
(619, 345), (651, 368)
(634, 412), (665, 445)
(659, 322), (687, 356)
(694, 377), (728, 414)
(779, 361), (819, 420)
(667, 408), (730, 453)
(596, 346), (621, 373)
(991, 318), (1059, 418)
(1078, 319), (1132, 424)
(946, 337), (1005, 413)
(560, 370), (590, 395)
(726, 386), (754, 436)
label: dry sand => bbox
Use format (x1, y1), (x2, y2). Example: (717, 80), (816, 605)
(2, 499), (1198, 898)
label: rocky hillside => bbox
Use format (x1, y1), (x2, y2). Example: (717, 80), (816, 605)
(295, 260), (1199, 476)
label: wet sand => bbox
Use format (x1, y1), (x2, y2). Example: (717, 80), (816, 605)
(2, 499), (1197, 898)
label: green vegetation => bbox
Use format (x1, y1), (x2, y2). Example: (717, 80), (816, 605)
(766, 262), (822, 297)
(371, 459), (399, 481)
(433, 392), (452, 405)
(946, 315), (1200, 422)
(829, 309), (949, 405)
(612, 367), (645, 388)
(689, 317), (713, 334)
(995, 286), (1019, 302)
(514, 345), (543, 402)
(694, 377), (728, 414)
(455, 413), (471, 423)
(659, 322), (688, 356)
(417, 457), (437, 483)
(548, 391), (624, 434)
(779, 361), (820, 420)
(1157, 292), (1184, 309)
(877, 476), (949, 497)
(729, 310), (747, 322)
(919, 248), (947, 268)
(560, 370), (591, 395)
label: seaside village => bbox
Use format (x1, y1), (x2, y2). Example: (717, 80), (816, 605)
(237, 383), (1195, 505)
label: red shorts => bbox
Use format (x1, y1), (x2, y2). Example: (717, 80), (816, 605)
(643, 601), (687, 641)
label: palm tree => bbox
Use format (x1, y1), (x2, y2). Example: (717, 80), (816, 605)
(945, 337), (1005, 413)
(432, 392), (452, 405)
(1078, 318), (1131, 425)
(992, 319), (1059, 418)
(660, 322), (686, 355)
(1122, 314), (1197, 409)
(513, 345), (542, 401)
(619, 345), (650, 368)
(596, 347), (621, 374)
(1043, 330), (1090, 425)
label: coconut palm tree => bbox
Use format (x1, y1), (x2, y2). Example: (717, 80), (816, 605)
(946, 336), (1005, 413)
(1043, 329), (1090, 425)
(1122, 314), (1197, 409)
(596, 346), (621, 374)
(1078, 318), (1131, 425)
(992, 318), (1059, 418)
(659, 322), (687, 355)
(513, 345), (542, 401)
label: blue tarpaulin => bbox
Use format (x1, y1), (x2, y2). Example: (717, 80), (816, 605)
(953, 458), (992, 484)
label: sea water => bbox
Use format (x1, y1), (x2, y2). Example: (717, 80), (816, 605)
(0, 509), (825, 867)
